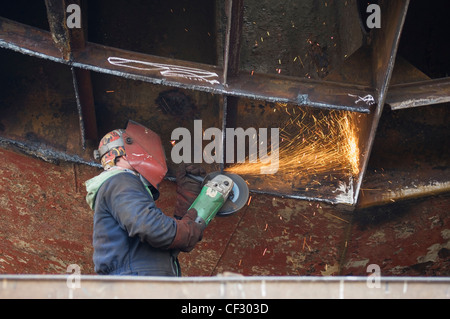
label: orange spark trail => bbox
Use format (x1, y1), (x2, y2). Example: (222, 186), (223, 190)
(225, 104), (360, 183)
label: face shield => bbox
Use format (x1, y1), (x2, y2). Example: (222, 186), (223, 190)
(95, 120), (168, 188)
(122, 120), (168, 188)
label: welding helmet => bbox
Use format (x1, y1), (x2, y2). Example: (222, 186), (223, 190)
(94, 120), (168, 188)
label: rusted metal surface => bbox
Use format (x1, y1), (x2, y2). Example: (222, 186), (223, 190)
(221, 100), (365, 205)
(0, 17), (373, 113)
(65, 3), (99, 147)
(0, 48), (92, 162)
(387, 78), (450, 110)
(222, 0), (244, 84)
(357, 94), (450, 209)
(0, 148), (98, 274)
(198, 194), (351, 276)
(0, 0), (449, 284)
(222, 0), (244, 169)
(345, 192), (450, 277)
(237, 0), (363, 80)
(0, 18), (63, 62)
(226, 71), (374, 112)
(352, 0), (410, 205)
(358, 168), (450, 209)
(1, 144), (449, 278)
(325, 46), (373, 87)
(0, 4), (380, 206)
(71, 67), (98, 147)
(384, 55), (450, 110)
(44, 0), (72, 60)
(371, 0), (410, 112)
(1, 275), (449, 299)
(2, 0), (436, 207)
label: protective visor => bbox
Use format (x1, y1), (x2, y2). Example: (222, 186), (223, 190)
(122, 120), (168, 187)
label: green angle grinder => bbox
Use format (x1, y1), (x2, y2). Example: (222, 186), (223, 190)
(186, 172), (249, 230)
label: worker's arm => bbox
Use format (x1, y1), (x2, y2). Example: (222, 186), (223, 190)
(103, 172), (202, 251)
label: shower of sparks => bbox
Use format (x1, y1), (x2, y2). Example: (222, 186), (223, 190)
(225, 104), (360, 186)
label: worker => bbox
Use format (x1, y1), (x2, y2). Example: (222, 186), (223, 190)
(85, 120), (205, 276)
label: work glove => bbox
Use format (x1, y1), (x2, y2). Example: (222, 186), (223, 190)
(174, 163), (206, 219)
(168, 208), (204, 252)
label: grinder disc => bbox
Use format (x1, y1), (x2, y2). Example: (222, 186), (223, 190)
(202, 172), (249, 216)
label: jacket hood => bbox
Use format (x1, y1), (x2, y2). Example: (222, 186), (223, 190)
(85, 169), (125, 210)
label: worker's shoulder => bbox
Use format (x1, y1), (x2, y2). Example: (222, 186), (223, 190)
(100, 170), (143, 192)
(107, 170), (140, 183)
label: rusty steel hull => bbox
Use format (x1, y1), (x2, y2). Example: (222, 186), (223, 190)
(1, 147), (449, 278)
(1, 0), (449, 205)
(0, 0), (449, 282)
(0, 17), (374, 113)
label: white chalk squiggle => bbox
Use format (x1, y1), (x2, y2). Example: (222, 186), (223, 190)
(348, 93), (376, 106)
(108, 56), (220, 85)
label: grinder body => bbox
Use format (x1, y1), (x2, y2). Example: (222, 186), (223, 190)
(188, 174), (234, 229)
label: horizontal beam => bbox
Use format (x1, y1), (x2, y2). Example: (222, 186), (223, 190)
(0, 17), (374, 113)
(1, 275), (449, 299)
(228, 72), (374, 112)
(387, 78), (450, 110)
(0, 17), (63, 62)
(357, 167), (450, 209)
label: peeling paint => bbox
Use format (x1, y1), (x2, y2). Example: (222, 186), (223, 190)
(321, 262), (340, 276)
(442, 229), (450, 240)
(1, 146), (449, 277)
(417, 241), (450, 264)
(344, 258), (370, 269)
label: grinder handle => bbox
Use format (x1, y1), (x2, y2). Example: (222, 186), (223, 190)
(186, 174), (207, 230)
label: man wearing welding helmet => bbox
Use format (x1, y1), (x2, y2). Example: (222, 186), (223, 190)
(85, 120), (205, 276)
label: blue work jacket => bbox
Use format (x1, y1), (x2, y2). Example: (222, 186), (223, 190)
(86, 169), (180, 276)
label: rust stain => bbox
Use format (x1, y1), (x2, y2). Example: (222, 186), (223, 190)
(1, 147), (449, 276)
